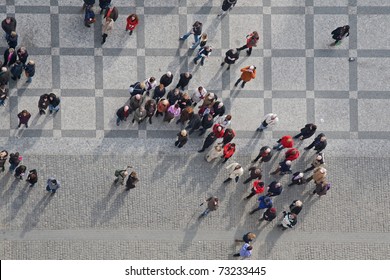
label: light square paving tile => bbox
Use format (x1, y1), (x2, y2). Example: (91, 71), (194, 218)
(144, 0), (179, 6)
(271, 0), (305, 6)
(60, 56), (95, 89)
(100, 15), (138, 49)
(16, 55), (53, 89)
(358, 99), (390, 131)
(17, 14), (51, 48)
(6, 6), (15, 13)
(229, 14), (263, 49)
(15, 0), (51, 6)
(357, 0), (389, 6)
(357, 15), (390, 50)
(314, 14), (349, 49)
(272, 57), (306, 90)
(272, 98), (307, 132)
(313, 0), (348, 6)
(315, 99), (350, 131)
(102, 56), (138, 89)
(144, 56), (181, 85)
(189, 57), (224, 91)
(357, 58), (390, 91)
(271, 15), (306, 49)
(229, 98), (264, 130)
(314, 58), (349, 91)
(61, 97), (96, 130)
(59, 14), (94, 48)
(0, 107), (10, 130)
(110, 0), (136, 6)
(144, 15), (179, 49)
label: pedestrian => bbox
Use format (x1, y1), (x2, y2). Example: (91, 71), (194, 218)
(200, 92), (217, 109)
(197, 113), (214, 135)
(221, 128), (235, 146)
(293, 123), (317, 140)
(129, 81), (145, 96)
(237, 31), (259, 56)
(10, 60), (23, 81)
(284, 148), (300, 162)
(129, 94), (143, 113)
(82, 0), (95, 10)
(235, 232), (256, 243)
(191, 86), (207, 107)
(0, 84), (8, 106)
(259, 207), (277, 222)
(167, 88), (181, 105)
(144, 77), (157, 96)
(24, 60), (35, 83)
(99, 0), (111, 14)
(249, 195), (273, 215)
(266, 181), (283, 197)
(223, 162), (244, 183)
(175, 129), (188, 148)
(198, 131), (217, 153)
(3, 47), (17, 67)
(303, 152), (325, 173)
(233, 243), (252, 258)
(164, 103), (181, 123)
(180, 21), (203, 49)
(243, 166), (262, 184)
(155, 98), (169, 118)
(125, 171), (139, 190)
(46, 178), (61, 194)
(14, 164), (26, 179)
(84, 5), (96, 28)
(306, 167), (327, 184)
(289, 200), (303, 215)
(278, 212), (297, 230)
(26, 169), (38, 187)
(185, 114), (201, 135)
(234, 65), (256, 88)
(17, 109), (31, 128)
(0, 150), (8, 172)
(288, 172), (306, 187)
(199, 196), (219, 218)
(101, 17), (114, 45)
(1, 16), (17, 40)
(212, 101), (225, 118)
(176, 106), (193, 126)
(48, 93), (60, 114)
(8, 152), (21, 172)
(218, 0), (237, 17)
(222, 143), (236, 163)
(17, 47), (29, 65)
(38, 93), (49, 115)
(205, 143), (223, 162)
(191, 33), (207, 50)
(0, 67), (10, 86)
(126, 14), (139, 36)
(132, 106), (147, 124)
(215, 114), (232, 129)
(159, 71), (173, 88)
(220, 48), (239, 70)
(116, 105), (130, 126)
(145, 99), (157, 124)
(331, 25), (350, 46)
(252, 146), (273, 164)
(7, 31), (18, 49)
(273, 135), (294, 151)
(244, 180), (265, 200)
(104, 6), (119, 22)
(175, 72), (193, 90)
(256, 113), (278, 132)
(270, 160), (292, 176)
(114, 165), (132, 185)
(153, 83), (166, 102)
(212, 123), (225, 139)
(312, 182), (331, 196)
(178, 92), (192, 109)
(304, 133), (327, 153)
(193, 45), (212, 66)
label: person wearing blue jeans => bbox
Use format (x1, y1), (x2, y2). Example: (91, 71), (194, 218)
(193, 46), (212, 66)
(48, 93), (60, 114)
(199, 196), (219, 218)
(180, 21), (202, 49)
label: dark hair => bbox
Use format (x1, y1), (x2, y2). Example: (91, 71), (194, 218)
(51, 179), (57, 184)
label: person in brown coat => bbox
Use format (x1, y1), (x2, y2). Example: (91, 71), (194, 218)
(17, 110), (31, 128)
(175, 129), (188, 148)
(306, 167), (327, 184)
(145, 99), (157, 124)
(125, 171), (139, 191)
(234, 65), (256, 88)
(243, 166), (262, 184)
(312, 182), (331, 196)
(155, 98), (169, 118)
(129, 94), (143, 113)
(199, 196), (219, 218)
(176, 106), (193, 126)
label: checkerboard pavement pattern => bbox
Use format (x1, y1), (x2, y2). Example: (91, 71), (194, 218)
(0, 0), (390, 259)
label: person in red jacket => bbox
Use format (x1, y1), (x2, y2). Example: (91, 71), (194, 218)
(273, 135), (294, 151)
(284, 148), (300, 162)
(222, 143), (235, 163)
(236, 31), (259, 56)
(212, 123), (225, 138)
(234, 65), (256, 88)
(126, 14), (139, 36)
(245, 180), (265, 200)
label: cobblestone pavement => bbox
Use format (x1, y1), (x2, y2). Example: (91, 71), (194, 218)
(0, 0), (390, 259)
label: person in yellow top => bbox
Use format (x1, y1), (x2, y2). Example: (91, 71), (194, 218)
(234, 65), (256, 88)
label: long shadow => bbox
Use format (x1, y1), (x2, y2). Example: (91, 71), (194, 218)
(3, 182), (33, 223)
(0, 177), (22, 208)
(99, 189), (130, 225)
(90, 181), (119, 227)
(179, 212), (202, 253)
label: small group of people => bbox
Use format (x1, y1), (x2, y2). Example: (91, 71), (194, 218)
(113, 165), (139, 191)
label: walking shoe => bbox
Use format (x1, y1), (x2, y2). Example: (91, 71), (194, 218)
(241, 83), (245, 88)
(149, 118), (152, 124)
(193, 59), (198, 65)
(220, 62), (224, 67)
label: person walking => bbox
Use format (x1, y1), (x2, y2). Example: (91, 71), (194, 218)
(17, 109), (31, 128)
(8, 152), (21, 172)
(289, 200), (303, 215)
(1, 16), (17, 40)
(114, 165), (132, 185)
(0, 84), (8, 106)
(132, 106), (147, 124)
(46, 177), (61, 194)
(116, 105), (130, 126)
(125, 171), (139, 190)
(0, 67), (10, 86)
(304, 152), (325, 173)
(266, 181), (283, 197)
(220, 48), (240, 70)
(270, 160), (292, 176)
(159, 71), (173, 88)
(0, 150), (8, 172)
(144, 77), (157, 96)
(331, 25), (350, 46)
(14, 164), (26, 179)
(129, 94), (143, 113)
(205, 143), (223, 162)
(234, 65), (256, 88)
(82, 0), (95, 10)
(243, 166), (262, 184)
(17, 47), (29, 65)
(129, 81), (145, 96)
(145, 99), (157, 124)
(252, 146), (273, 164)
(249, 195), (273, 215)
(212, 123), (225, 139)
(217, 0), (237, 17)
(3, 47), (17, 67)
(284, 148), (300, 162)
(198, 113), (214, 136)
(244, 180), (265, 200)
(223, 162), (244, 183)
(24, 60), (35, 83)
(99, 0), (111, 14)
(221, 143), (236, 163)
(198, 131), (217, 153)
(10, 60), (23, 81)
(180, 21), (203, 49)
(191, 86), (207, 107)
(273, 135), (294, 151)
(175, 72), (192, 90)
(259, 207), (277, 222)
(164, 103), (181, 123)
(233, 243), (253, 258)
(101, 16), (114, 45)
(312, 182), (331, 196)
(175, 130), (188, 148)
(293, 123), (317, 140)
(84, 4), (96, 28)
(176, 106), (193, 126)
(155, 98), (169, 118)
(193, 45), (212, 66)
(126, 14), (139, 36)
(185, 114), (201, 135)
(306, 167), (327, 184)
(220, 128), (235, 147)
(26, 169), (38, 187)
(236, 31), (259, 56)
(215, 114), (232, 129)
(191, 33), (207, 50)
(7, 31), (18, 49)
(257, 113), (278, 132)
(304, 133), (327, 153)
(288, 172), (306, 187)
(278, 212), (297, 230)
(235, 232), (256, 243)
(212, 101), (225, 119)
(48, 93), (60, 114)
(104, 6), (119, 22)
(199, 196), (219, 218)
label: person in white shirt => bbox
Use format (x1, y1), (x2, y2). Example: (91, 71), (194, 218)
(191, 86), (207, 106)
(256, 113), (278, 132)
(215, 114), (232, 129)
(223, 162), (244, 183)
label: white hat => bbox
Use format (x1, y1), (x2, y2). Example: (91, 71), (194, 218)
(249, 65), (255, 70)
(167, 71), (172, 76)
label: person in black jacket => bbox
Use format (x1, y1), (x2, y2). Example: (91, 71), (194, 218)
(3, 47), (17, 67)
(217, 0), (237, 17)
(175, 72), (192, 91)
(0, 67), (10, 86)
(175, 130), (188, 148)
(289, 200), (303, 215)
(116, 105), (130, 126)
(125, 171), (139, 191)
(266, 181), (283, 197)
(8, 152), (21, 172)
(17, 110), (31, 128)
(212, 101), (225, 118)
(14, 165), (26, 179)
(17, 47), (28, 65)
(24, 60), (35, 83)
(198, 113), (214, 136)
(221, 48), (240, 70)
(7, 31), (18, 49)
(0, 84), (8, 106)
(48, 93), (60, 114)
(288, 172), (306, 187)
(26, 169), (38, 187)
(185, 114), (201, 135)
(252, 146), (272, 164)
(0, 150), (8, 172)
(331, 25), (349, 46)
(193, 45), (212, 66)
(152, 83), (166, 102)
(38, 94), (49, 115)
(159, 71), (173, 88)
(1, 16), (17, 40)
(304, 133), (327, 153)
(293, 123), (317, 140)
(259, 207), (277, 222)
(10, 60), (23, 81)
(180, 21), (203, 49)
(198, 131), (217, 153)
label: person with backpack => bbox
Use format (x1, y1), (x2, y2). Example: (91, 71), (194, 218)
(129, 81), (145, 96)
(331, 25), (350, 46)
